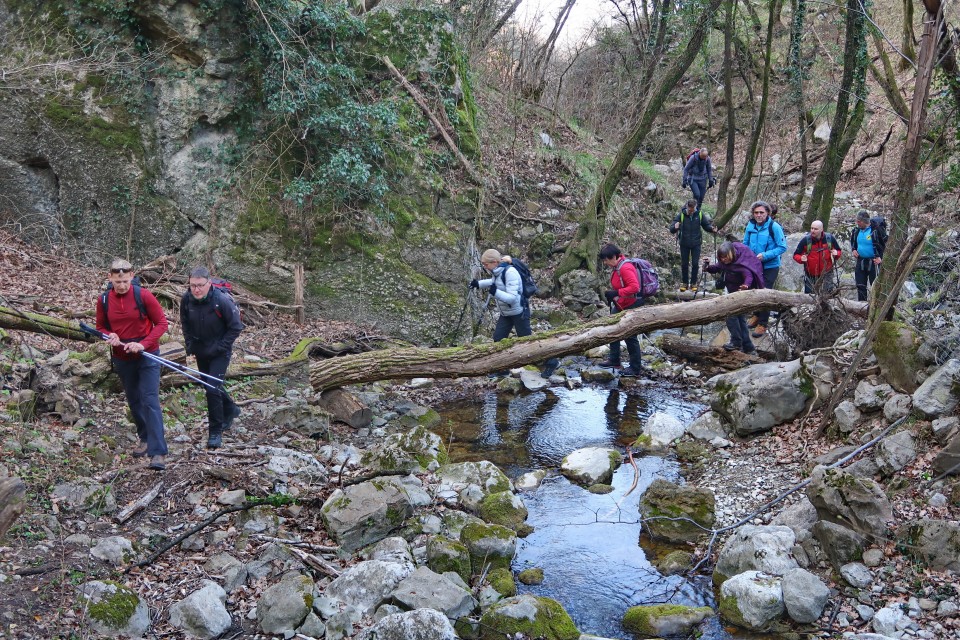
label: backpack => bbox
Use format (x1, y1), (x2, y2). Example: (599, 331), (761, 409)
(870, 216), (888, 253)
(686, 148), (701, 163)
(100, 276), (146, 331)
(182, 278), (240, 321)
(499, 258), (539, 301)
(803, 232), (837, 253)
(618, 258), (660, 298)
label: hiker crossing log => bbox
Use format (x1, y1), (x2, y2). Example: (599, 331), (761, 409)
(309, 290), (867, 391)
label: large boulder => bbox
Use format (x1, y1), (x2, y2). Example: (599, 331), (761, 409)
(643, 412), (686, 446)
(912, 358), (960, 418)
(389, 567), (477, 621)
(257, 572), (316, 634)
(770, 496), (818, 542)
(51, 478), (117, 515)
(781, 568), (829, 624)
(321, 475), (427, 551)
(709, 359), (814, 435)
(854, 380), (893, 413)
(622, 604), (714, 637)
(811, 520), (866, 569)
(478, 491), (528, 531)
(873, 321), (924, 393)
(326, 560), (414, 616)
(168, 581), (232, 640)
(806, 466), (892, 538)
(714, 525), (798, 585)
(356, 608), (457, 640)
(639, 479), (715, 543)
(460, 522), (517, 574)
(895, 518), (960, 572)
(426, 536), (472, 583)
(77, 580), (150, 639)
(718, 571), (784, 632)
(560, 447), (621, 485)
(478, 594), (579, 640)
(874, 430), (916, 477)
(361, 426), (447, 474)
(436, 461), (512, 512)
(932, 432), (960, 477)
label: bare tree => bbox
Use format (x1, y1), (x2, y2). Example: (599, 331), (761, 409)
(871, 0), (945, 322)
(901, 0), (918, 68)
(554, 0), (724, 280)
(715, 0), (738, 217)
(519, 0), (578, 101)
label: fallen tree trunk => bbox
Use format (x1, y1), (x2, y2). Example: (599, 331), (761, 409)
(316, 389), (373, 428)
(310, 290), (863, 390)
(658, 334), (760, 369)
(0, 306), (96, 343)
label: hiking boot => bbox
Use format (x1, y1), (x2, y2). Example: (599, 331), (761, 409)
(742, 345), (756, 355)
(746, 315), (760, 328)
(148, 455), (165, 471)
(207, 432), (223, 449)
(679, 285), (687, 292)
(541, 362), (559, 378)
(598, 359), (622, 369)
(690, 285), (698, 292)
(620, 366), (641, 377)
(722, 342), (741, 351)
(751, 325), (767, 338)
(224, 405), (241, 431)
(132, 441), (148, 458)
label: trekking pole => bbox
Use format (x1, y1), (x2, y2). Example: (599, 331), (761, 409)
(470, 293), (493, 340)
(80, 323), (224, 393)
(443, 286), (474, 346)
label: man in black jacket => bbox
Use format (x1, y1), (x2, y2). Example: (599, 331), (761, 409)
(669, 199), (717, 291)
(181, 267), (244, 449)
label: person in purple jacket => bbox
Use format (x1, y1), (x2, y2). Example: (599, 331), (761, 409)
(703, 241), (765, 354)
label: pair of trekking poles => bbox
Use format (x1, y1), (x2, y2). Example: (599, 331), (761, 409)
(79, 322), (229, 396)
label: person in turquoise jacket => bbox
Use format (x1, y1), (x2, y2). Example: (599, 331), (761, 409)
(742, 200), (786, 337)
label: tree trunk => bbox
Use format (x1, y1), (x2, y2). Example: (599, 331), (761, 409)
(901, 0), (917, 69)
(658, 334), (759, 369)
(554, 0), (723, 281)
(0, 306), (97, 343)
(871, 0), (943, 322)
(803, 0), (868, 229)
(716, 0), (737, 216)
(788, 0), (809, 215)
(309, 289), (865, 391)
(715, 0), (776, 230)
(479, 0), (524, 49)
(0, 477), (26, 540)
(869, 30), (911, 121)
(316, 388), (373, 428)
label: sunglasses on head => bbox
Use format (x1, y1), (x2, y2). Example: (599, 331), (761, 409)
(110, 267), (132, 274)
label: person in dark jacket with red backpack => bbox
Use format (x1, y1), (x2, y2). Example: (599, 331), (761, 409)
(703, 242), (764, 354)
(793, 220), (842, 294)
(180, 266), (244, 449)
(598, 243), (645, 377)
(96, 259), (170, 470)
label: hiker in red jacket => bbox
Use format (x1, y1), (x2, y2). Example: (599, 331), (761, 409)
(793, 220), (842, 294)
(95, 259), (169, 470)
(597, 243), (644, 377)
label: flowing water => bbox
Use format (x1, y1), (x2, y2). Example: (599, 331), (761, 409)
(436, 381), (782, 640)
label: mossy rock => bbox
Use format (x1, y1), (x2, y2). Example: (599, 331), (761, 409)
(426, 535), (471, 584)
(873, 321), (923, 393)
(479, 594), (579, 640)
(587, 484), (614, 494)
(478, 491), (528, 530)
(517, 567), (544, 585)
(487, 567), (516, 597)
(653, 550), (693, 575)
(623, 603), (714, 637)
(459, 522), (517, 574)
(78, 580), (149, 637)
(639, 478), (715, 543)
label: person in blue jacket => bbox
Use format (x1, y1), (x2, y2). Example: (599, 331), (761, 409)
(682, 148), (715, 212)
(742, 200), (786, 337)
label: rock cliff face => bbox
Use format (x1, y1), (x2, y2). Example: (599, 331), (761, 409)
(0, 1), (479, 341)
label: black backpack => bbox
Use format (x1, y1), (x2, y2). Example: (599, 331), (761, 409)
(181, 282), (240, 323)
(870, 216), (888, 253)
(499, 258), (539, 301)
(100, 277), (146, 331)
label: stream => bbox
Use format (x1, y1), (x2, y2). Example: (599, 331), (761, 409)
(436, 380), (781, 640)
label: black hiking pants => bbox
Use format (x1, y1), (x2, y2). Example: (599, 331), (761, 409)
(680, 245), (702, 287)
(689, 179), (707, 211)
(196, 352), (236, 436)
(855, 258), (878, 301)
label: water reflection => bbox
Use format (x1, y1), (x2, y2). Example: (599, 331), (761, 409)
(437, 384), (782, 640)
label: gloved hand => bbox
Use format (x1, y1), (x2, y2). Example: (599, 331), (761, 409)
(469, 279), (479, 289)
(604, 289), (617, 302)
(681, 180), (689, 189)
(709, 178), (717, 188)
(489, 283), (497, 296)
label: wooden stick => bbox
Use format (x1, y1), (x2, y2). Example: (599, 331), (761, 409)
(287, 545), (341, 578)
(113, 481), (163, 524)
(383, 56), (484, 186)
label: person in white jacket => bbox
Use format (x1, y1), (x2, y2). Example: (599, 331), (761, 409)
(471, 248), (529, 340)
